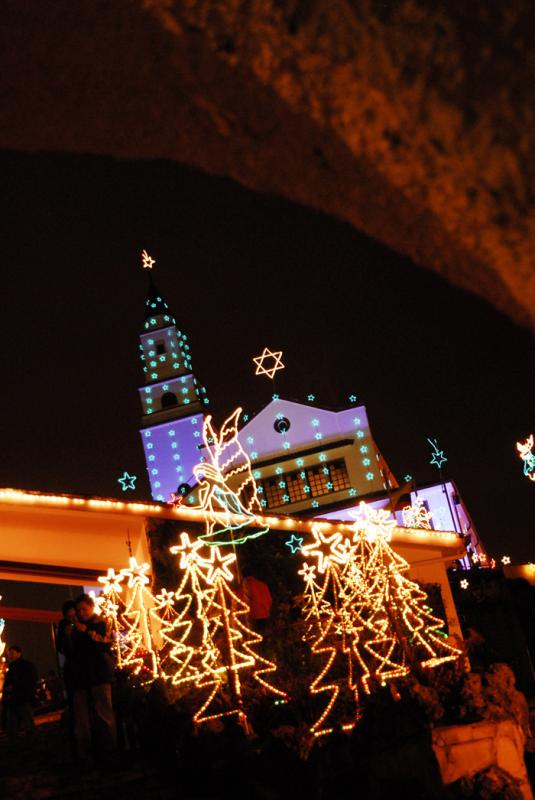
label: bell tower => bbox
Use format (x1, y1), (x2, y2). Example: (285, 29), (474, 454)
(138, 253), (208, 502)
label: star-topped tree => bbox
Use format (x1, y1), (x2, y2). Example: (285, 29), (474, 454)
(297, 505), (461, 736)
(165, 532), (286, 726)
(118, 557), (160, 678)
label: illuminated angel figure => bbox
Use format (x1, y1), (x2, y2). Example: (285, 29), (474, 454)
(193, 408), (269, 546)
(516, 435), (535, 482)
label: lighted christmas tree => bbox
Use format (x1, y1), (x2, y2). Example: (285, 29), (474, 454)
(119, 557), (160, 678)
(149, 588), (181, 679)
(298, 510), (461, 735)
(351, 503), (461, 684)
(96, 567), (127, 668)
(168, 532), (286, 725)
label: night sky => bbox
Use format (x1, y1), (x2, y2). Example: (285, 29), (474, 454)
(2, 151), (533, 562)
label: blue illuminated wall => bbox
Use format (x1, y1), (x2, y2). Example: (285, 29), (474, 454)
(138, 280), (208, 502)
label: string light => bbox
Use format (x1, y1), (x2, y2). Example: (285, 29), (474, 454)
(118, 472), (137, 491)
(253, 348), (285, 380)
(516, 435), (535, 482)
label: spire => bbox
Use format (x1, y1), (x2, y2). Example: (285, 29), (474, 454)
(144, 274), (174, 323)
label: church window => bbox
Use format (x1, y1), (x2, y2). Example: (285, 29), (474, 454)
(156, 342), (166, 355)
(161, 392), (178, 409)
(260, 459), (350, 508)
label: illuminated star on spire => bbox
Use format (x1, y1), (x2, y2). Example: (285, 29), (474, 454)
(285, 534), (304, 554)
(141, 249), (155, 269)
(253, 348), (285, 380)
(118, 472), (137, 491)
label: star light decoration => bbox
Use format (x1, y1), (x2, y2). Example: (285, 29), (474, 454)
(141, 249), (155, 269)
(460, 579), (469, 590)
(427, 437), (447, 470)
(285, 534), (304, 554)
(253, 347), (285, 380)
(0, 596), (5, 660)
(501, 555), (511, 565)
(298, 502), (461, 737)
(118, 472), (137, 491)
(516, 435), (535, 482)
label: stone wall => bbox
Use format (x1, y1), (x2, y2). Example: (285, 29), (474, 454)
(432, 718), (533, 799)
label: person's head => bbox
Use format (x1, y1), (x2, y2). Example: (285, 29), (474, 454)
(75, 593), (95, 622)
(62, 600), (76, 621)
(7, 645), (22, 663)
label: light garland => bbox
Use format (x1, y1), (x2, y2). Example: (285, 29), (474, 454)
(516, 435), (535, 482)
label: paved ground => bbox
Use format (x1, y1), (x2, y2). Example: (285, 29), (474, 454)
(0, 712), (171, 800)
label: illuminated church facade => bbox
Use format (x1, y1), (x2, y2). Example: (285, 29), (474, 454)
(137, 274), (484, 567)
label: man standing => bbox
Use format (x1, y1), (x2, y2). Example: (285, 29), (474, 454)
(56, 599), (77, 757)
(3, 645), (38, 739)
(71, 594), (117, 764)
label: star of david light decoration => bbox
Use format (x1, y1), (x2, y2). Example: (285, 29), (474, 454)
(427, 438), (447, 470)
(118, 472), (137, 491)
(285, 534), (304, 554)
(253, 348), (285, 380)
(141, 249), (155, 269)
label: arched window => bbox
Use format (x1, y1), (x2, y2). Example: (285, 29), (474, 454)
(161, 392), (178, 409)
